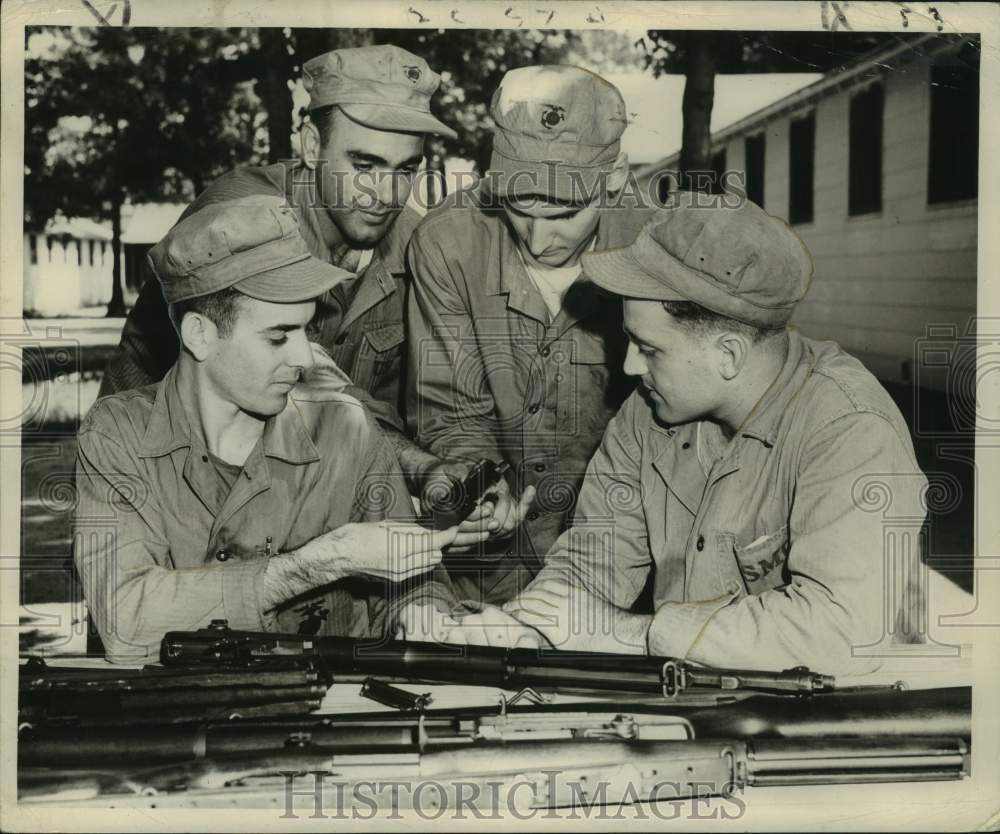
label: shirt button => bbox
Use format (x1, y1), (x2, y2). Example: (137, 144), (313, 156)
(528, 403), (541, 414)
(533, 463), (546, 473)
(215, 548), (231, 562)
(682, 442), (691, 450)
(201, 454), (209, 462)
(526, 511), (539, 522)
(539, 345), (551, 357)
(696, 535), (705, 552)
(554, 373), (564, 383)
(334, 333), (348, 346)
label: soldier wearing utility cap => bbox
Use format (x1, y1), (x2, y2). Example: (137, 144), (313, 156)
(76, 197), (479, 663)
(504, 193), (928, 674)
(99, 45), (480, 516)
(403, 65), (655, 619)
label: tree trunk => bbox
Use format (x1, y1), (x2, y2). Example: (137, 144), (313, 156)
(106, 194), (127, 318)
(678, 34), (719, 193)
(259, 29), (294, 163)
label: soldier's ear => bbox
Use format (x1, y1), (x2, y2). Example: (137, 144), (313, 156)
(605, 152), (630, 194)
(716, 331), (751, 381)
(300, 120), (321, 171)
(180, 312), (215, 362)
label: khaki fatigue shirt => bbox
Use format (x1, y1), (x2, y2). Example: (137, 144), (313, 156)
(407, 184), (654, 604)
(100, 163), (415, 430)
(538, 331), (927, 674)
(75, 361), (437, 664)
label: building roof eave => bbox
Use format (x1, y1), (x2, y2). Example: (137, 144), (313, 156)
(634, 32), (950, 182)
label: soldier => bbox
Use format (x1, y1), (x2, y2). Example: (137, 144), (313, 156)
(99, 45), (529, 533)
(76, 197), (479, 663)
(504, 194), (928, 673)
(406, 65), (655, 608)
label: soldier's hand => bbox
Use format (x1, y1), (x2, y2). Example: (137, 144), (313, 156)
(420, 461), (496, 548)
(503, 578), (573, 647)
(450, 606), (546, 648)
(314, 522), (456, 582)
(484, 480), (537, 540)
(394, 602), (461, 643)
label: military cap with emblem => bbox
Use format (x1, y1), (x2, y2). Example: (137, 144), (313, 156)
(487, 64), (628, 202)
(302, 45), (457, 139)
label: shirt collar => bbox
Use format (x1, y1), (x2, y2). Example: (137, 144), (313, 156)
(735, 329), (812, 447)
(138, 363), (320, 465)
(138, 365), (195, 457)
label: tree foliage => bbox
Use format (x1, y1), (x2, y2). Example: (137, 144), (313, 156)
(25, 27), (271, 313)
(24, 27), (269, 230)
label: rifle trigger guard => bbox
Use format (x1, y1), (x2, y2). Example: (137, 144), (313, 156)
(661, 660), (686, 699)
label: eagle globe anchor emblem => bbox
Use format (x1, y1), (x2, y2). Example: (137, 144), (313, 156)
(540, 104), (566, 129)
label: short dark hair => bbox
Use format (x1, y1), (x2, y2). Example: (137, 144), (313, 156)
(661, 301), (783, 344)
(168, 287), (246, 338)
(311, 104), (343, 147)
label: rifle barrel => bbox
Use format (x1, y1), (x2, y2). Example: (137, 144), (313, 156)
(160, 625), (836, 696)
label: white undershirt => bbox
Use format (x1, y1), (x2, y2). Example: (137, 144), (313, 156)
(354, 248), (374, 274)
(519, 239), (597, 321)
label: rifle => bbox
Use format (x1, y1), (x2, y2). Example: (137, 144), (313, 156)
(18, 684), (970, 766)
(19, 736), (969, 805)
(161, 620), (836, 697)
(18, 657), (325, 724)
(18, 624), (972, 807)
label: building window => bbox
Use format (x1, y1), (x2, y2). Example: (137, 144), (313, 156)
(711, 148), (727, 193)
(848, 81), (884, 216)
(928, 60), (978, 204)
(77, 240), (83, 266)
(89, 240), (95, 266)
(744, 134), (765, 208)
(29, 234), (38, 265)
(788, 113), (815, 224)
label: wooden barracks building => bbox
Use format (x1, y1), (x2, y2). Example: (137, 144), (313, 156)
(633, 35), (979, 393)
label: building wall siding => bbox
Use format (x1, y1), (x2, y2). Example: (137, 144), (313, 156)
(662, 55), (977, 392)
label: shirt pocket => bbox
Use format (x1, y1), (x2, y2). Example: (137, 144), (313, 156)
(732, 525), (790, 592)
(351, 322), (404, 390)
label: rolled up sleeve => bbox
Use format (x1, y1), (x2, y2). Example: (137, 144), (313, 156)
(74, 427), (270, 663)
(652, 413), (926, 673)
